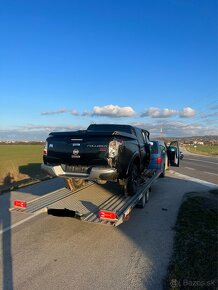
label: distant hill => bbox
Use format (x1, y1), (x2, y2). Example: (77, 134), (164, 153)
(151, 135), (218, 145)
(0, 135), (217, 145)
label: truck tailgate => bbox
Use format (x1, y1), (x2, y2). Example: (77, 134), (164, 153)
(46, 134), (111, 165)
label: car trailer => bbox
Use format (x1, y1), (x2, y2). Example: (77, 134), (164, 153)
(11, 169), (161, 227)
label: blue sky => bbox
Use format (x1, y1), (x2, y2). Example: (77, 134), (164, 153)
(0, 0), (217, 140)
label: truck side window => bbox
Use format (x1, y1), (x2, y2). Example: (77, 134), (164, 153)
(160, 145), (166, 153)
(151, 142), (158, 154)
(142, 131), (149, 144)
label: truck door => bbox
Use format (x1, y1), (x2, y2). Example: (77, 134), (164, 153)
(134, 128), (147, 170)
(167, 141), (180, 167)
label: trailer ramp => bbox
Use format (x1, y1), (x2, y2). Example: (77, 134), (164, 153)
(47, 170), (161, 226)
(47, 182), (132, 226)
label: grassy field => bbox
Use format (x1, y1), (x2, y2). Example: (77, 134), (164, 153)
(0, 144), (47, 190)
(165, 190), (218, 289)
(185, 144), (218, 155)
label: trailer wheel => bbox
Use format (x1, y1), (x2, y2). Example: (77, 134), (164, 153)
(136, 189), (149, 208)
(65, 178), (86, 192)
(125, 163), (140, 196)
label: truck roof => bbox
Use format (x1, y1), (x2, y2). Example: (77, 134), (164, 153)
(87, 124), (133, 134)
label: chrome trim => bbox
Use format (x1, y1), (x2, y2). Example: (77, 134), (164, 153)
(41, 164), (117, 180)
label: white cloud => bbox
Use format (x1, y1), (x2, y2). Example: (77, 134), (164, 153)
(0, 125), (86, 141)
(41, 109), (70, 115)
(201, 112), (218, 119)
(24, 124), (84, 131)
(209, 104), (218, 110)
(179, 107), (196, 118)
(1, 120), (218, 140)
(71, 110), (80, 116)
(41, 109), (80, 116)
(83, 105), (136, 118)
(130, 121), (218, 137)
(141, 107), (196, 119)
(141, 107), (177, 118)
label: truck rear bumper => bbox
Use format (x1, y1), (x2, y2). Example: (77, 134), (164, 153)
(41, 164), (118, 180)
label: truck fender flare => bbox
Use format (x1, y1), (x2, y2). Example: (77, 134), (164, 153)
(126, 152), (140, 176)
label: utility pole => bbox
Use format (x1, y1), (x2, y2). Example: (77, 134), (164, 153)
(160, 124), (163, 138)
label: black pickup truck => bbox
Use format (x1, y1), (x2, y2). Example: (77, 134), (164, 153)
(41, 124), (151, 196)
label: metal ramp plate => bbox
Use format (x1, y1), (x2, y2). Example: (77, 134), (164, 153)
(10, 182), (93, 213)
(47, 182), (132, 225)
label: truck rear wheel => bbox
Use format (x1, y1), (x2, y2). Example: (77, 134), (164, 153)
(65, 178), (86, 192)
(125, 163), (140, 196)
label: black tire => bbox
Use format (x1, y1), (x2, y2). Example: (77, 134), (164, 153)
(160, 165), (165, 178)
(126, 163), (140, 196)
(136, 189), (149, 208)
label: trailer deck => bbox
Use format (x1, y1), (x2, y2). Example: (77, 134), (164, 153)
(11, 169), (161, 226)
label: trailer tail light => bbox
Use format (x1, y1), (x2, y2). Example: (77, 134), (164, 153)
(98, 210), (117, 220)
(14, 200), (27, 209)
(156, 157), (162, 164)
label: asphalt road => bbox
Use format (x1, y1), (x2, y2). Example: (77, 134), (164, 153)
(172, 148), (218, 184)
(0, 154), (217, 290)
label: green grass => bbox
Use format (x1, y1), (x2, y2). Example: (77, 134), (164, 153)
(186, 145), (218, 155)
(0, 144), (47, 189)
(165, 194), (218, 289)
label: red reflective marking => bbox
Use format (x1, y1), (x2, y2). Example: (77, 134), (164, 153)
(14, 200), (27, 208)
(99, 210), (117, 220)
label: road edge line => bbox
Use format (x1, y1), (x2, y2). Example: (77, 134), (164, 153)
(0, 208), (46, 236)
(169, 170), (218, 188)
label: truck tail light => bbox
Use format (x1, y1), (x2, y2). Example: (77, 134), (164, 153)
(43, 141), (48, 156)
(156, 157), (162, 164)
(99, 210), (117, 220)
(108, 139), (122, 158)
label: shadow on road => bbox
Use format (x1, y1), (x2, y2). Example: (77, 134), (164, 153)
(0, 174), (14, 290)
(0, 176), (64, 290)
(19, 163), (45, 180)
(15, 177), (65, 196)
